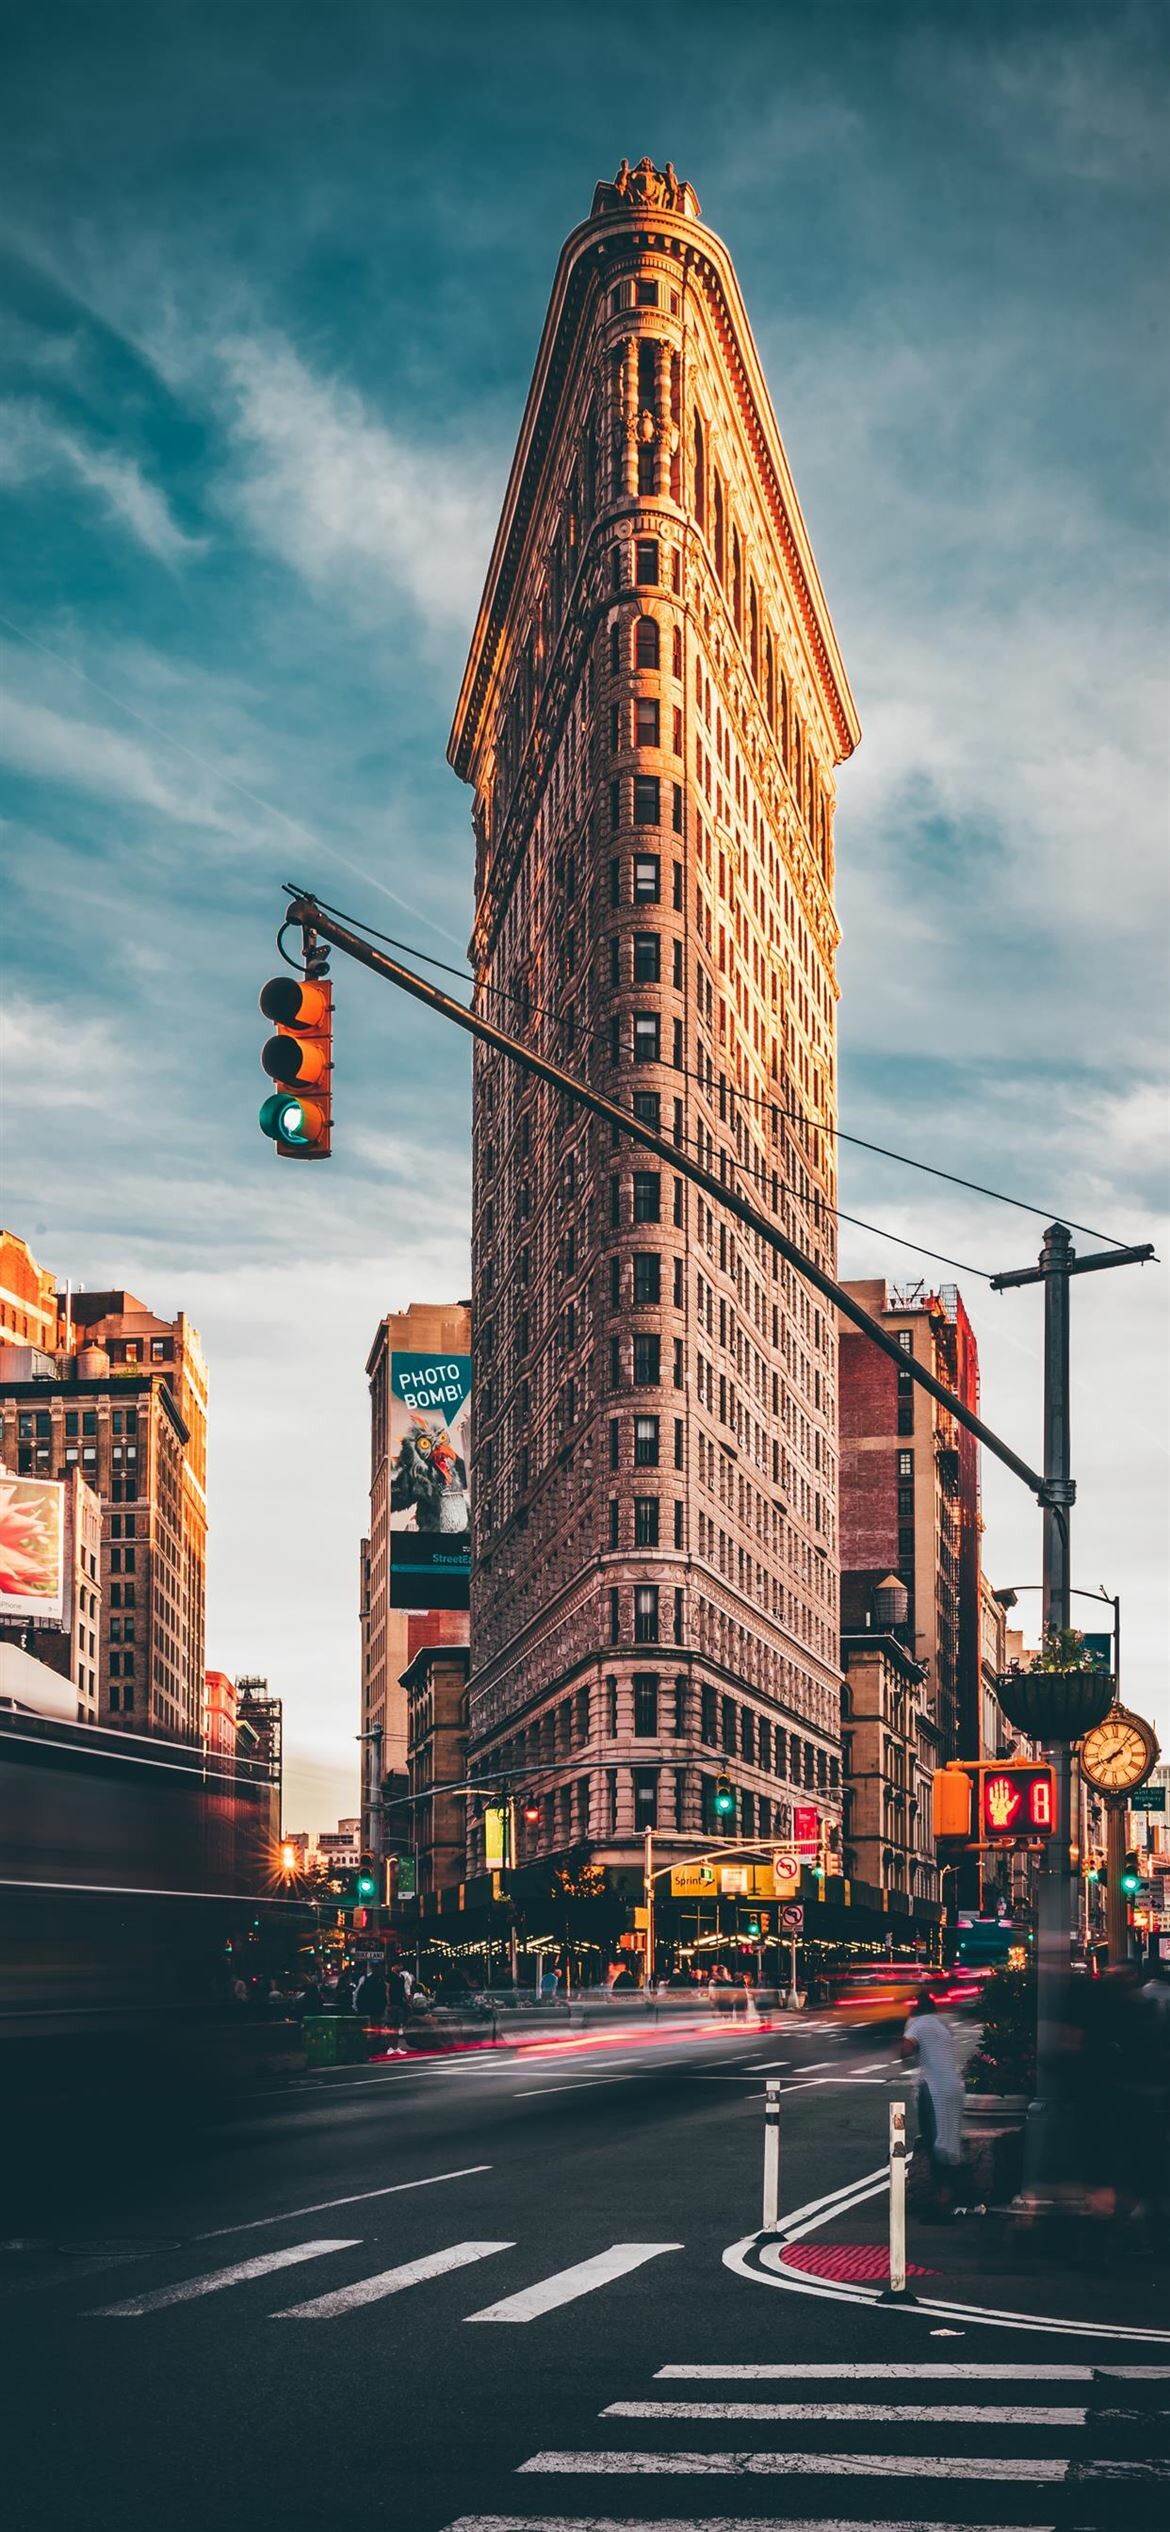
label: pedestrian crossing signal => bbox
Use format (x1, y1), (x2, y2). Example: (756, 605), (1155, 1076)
(259, 973), (332, 1158)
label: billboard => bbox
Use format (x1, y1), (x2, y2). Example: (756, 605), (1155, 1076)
(0, 1475), (65, 1624)
(388, 1351), (471, 1609)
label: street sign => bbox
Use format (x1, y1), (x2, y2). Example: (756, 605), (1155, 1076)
(395, 1854), (416, 1899)
(720, 1864), (749, 1894)
(780, 1903), (804, 1931)
(669, 1862), (718, 1897)
(793, 1805), (819, 1848)
(1131, 1785), (1166, 1813)
(772, 1850), (800, 1881)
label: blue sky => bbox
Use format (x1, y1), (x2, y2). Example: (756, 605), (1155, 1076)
(2, 0), (1167, 1829)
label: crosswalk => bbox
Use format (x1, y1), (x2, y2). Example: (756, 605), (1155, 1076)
(89, 2233), (682, 2325)
(436, 2359), (1170, 2529)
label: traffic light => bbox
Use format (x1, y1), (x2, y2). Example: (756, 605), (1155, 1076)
(354, 1855), (378, 1903)
(744, 1916), (761, 1941)
(713, 1775), (736, 1820)
(522, 1800), (541, 1827)
(1121, 1851), (1142, 1898)
(259, 973), (332, 1158)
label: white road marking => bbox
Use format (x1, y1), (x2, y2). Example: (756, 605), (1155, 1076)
(465, 2242), (682, 2324)
(517, 2451), (1068, 2481)
(274, 2238), (513, 2319)
(656, 2362), (1117, 2380)
(196, 2164), (490, 2239)
(440, 2521), (1050, 2532)
(93, 2238), (359, 2315)
(605, 2400), (1084, 2425)
(515, 2077), (631, 2099)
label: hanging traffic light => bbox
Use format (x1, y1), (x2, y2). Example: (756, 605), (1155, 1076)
(522, 1800), (541, 1826)
(259, 973), (333, 1158)
(354, 1855), (378, 1903)
(713, 1775), (736, 1820)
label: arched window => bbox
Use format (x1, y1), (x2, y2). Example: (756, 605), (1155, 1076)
(731, 527), (742, 632)
(672, 625), (683, 680)
(635, 616), (660, 669)
(693, 412), (705, 529)
(748, 581), (759, 684)
(713, 476), (725, 582)
(764, 627), (775, 730)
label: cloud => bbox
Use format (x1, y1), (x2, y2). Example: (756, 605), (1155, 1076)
(0, 397), (204, 564)
(0, 675), (231, 827)
(214, 330), (498, 632)
(0, 991), (125, 1111)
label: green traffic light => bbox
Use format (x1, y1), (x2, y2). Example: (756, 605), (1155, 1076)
(260, 1090), (312, 1146)
(1121, 1873), (1141, 1896)
(356, 1872), (377, 1900)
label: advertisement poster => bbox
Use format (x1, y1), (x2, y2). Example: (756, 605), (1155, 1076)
(0, 1475), (66, 1623)
(388, 1351), (471, 1610)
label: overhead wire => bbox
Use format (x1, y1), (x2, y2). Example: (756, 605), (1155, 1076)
(294, 886), (1129, 1268)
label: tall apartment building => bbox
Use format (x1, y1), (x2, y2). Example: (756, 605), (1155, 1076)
(0, 1268), (208, 1740)
(0, 1230), (58, 1351)
(449, 163), (859, 1879)
(839, 1279), (980, 1767)
(361, 1302), (471, 1850)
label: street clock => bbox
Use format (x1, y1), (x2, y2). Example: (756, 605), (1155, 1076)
(1079, 1706), (1159, 1796)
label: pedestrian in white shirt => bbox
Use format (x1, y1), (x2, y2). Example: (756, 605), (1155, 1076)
(903, 1989), (964, 2215)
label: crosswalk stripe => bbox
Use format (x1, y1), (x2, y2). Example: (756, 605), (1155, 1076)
(516, 2451), (1068, 2480)
(273, 2238), (513, 2319)
(605, 2401), (1083, 2426)
(442, 2521), (1051, 2532)
(655, 2362), (1109, 2380)
(465, 2243), (682, 2323)
(92, 2238), (359, 2315)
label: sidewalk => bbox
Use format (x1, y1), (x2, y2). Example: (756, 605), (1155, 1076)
(761, 2163), (1168, 2340)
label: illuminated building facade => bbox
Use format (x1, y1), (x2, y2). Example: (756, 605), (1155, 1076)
(449, 162), (859, 1882)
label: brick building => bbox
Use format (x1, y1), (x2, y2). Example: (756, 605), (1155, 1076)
(0, 1230), (57, 1352)
(839, 1280), (980, 1768)
(361, 1302), (471, 1851)
(840, 1572), (939, 1907)
(401, 1622), (472, 1898)
(0, 1270), (208, 1740)
(448, 162), (859, 1893)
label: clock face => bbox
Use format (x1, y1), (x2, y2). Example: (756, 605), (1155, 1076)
(1080, 1710), (1155, 1793)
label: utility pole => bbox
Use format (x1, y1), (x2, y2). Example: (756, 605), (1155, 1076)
(991, 1224), (1153, 2196)
(644, 1825), (655, 1989)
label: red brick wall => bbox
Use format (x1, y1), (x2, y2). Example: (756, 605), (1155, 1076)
(839, 1330), (898, 1570)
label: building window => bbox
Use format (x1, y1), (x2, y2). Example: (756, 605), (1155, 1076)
(633, 1333), (660, 1385)
(609, 1499), (620, 1550)
(633, 1013), (659, 1063)
(672, 782), (683, 834)
(633, 775), (660, 825)
(635, 539), (658, 586)
(609, 1418), (620, 1470)
(897, 1405), (914, 1437)
(898, 1526), (915, 1560)
(634, 1414), (660, 1466)
(635, 696), (660, 748)
(632, 1171), (660, 1221)
(607, 1677), (619, 1736)
(634, 1496), (659, 1547)
(632, 1088), (659, 1130)
(635, 615), (660, 668)
(609, 1588), (620, 1644)
(634, 1587), (660, 1643)
(633, 931), (660, 983)
(673, 1499), (684, 1548)
(632, 1252), (660, 1305)
(633, 1766), (659, 1826)
(635, 278), (658, 306)
(633, 1674), (659, 1734)
(898, 1449), (913, 1478)
(633, 855), (660, 901)
(610, 779), (621, 829)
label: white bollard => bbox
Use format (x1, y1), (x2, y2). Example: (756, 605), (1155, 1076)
(762, 2077), (781, 2231)
(888, 2097), (908, 2295)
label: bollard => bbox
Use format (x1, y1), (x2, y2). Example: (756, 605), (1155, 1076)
(884, 2097), (914, 2300)
(762, 2077), (781, 2231)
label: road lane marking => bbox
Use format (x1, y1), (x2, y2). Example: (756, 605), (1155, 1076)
(465, 2242), (682, 2323)
(93, 2239), (359, 2315)
(273, 2239), (513, 2318)
(441, 2519), (1051, 2532)
(196, 2164), (491, 2240)
(517, 2451), (1068, 2481)
(655, 2362), (1116, 2380)
(604, 2401), (1084, 2425)
(515, 2076), (632, 2099)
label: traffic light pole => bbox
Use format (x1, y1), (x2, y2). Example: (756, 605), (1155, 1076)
(991, 1225), (1153, 2202)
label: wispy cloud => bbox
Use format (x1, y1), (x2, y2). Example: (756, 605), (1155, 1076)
(214, 330), (497, 631)
(0, 396), (204, 564)
(0, 672), (232, 827)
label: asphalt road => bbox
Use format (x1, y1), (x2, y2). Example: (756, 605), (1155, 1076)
(5, 2008), (1167, 2531)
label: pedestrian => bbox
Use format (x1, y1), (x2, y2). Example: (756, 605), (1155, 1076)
(355, 1964), (387, 2025)
(903, 1988), (964, 2215)
(540, 1960), (560, 2001)
(386, 1960), (412, 2056)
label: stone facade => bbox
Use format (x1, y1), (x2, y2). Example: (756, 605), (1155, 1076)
(448, 167), (859, 1877)
(841, 1578), (939, 1903)
(401, 1639), (471, 1896)
(840, 1280), (981, 1768)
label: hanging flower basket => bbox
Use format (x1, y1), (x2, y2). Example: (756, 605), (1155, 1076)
(996, 1667), (1115, 1740)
